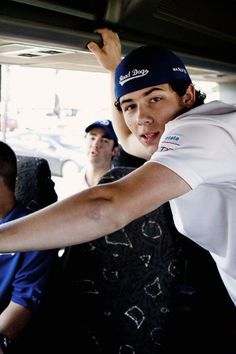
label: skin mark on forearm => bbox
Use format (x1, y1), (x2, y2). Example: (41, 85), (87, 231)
(86, 207), (102, 221)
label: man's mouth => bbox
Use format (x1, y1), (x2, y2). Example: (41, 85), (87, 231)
(140, 132), (158, 145)
(90, 150), (99, 156)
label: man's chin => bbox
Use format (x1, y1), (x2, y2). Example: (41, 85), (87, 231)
(145, 143), (157, 153)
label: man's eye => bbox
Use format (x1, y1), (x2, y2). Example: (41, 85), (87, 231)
(150, 96), (161, 102)
(123, 104), (135, 112)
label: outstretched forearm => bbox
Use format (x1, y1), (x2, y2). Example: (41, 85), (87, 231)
(0, 163), (189, 253)
(0, 184), (126, 252)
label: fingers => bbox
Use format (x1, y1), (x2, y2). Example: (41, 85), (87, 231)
(87, 28), (122, 71)
(87, 28), (119, 50)
(95, 27), (117, 35)
(86, 28), (113, 53)
(87, 41), (100, 55)
(87, 27), (120, 55)
(95, 27), (119, 43)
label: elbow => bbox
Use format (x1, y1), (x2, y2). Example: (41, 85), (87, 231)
(100, 199), (131, 234)
(102, 200), (129, 233)
(85, 183), (132, 237)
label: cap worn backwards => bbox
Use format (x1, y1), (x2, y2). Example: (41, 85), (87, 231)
(85, 120), (118, 143)
(115, 45), (192, 100)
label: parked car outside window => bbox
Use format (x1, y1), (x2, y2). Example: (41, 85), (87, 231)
(6, 130), (86, 177)
(0, 116), (18, 131)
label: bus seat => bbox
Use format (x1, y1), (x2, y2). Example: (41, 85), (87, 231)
(60, 166), (184, 353)
(9, 155), (59, 353)
(59, 166), (236, 354)
(16, 155), (58, 211)
(113, 145), (146, 168)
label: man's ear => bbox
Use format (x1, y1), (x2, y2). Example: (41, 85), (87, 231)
(182, 84), (196, 108)
(112, 146), (120, 157)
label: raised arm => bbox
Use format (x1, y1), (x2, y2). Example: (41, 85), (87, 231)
(0, 162), (190, 252)
(87, 28), (151, 160)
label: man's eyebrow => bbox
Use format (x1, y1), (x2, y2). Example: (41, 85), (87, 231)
(144, 87), (164, 96)
(120, 97), (132, 106)
(120, 87), (164, 106)
(101, 134), (110, 139)
(89, 132), (96, 136)
(88, 131), (109, 139)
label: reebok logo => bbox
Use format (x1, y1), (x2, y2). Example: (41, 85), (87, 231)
(119, 69), (149, 86)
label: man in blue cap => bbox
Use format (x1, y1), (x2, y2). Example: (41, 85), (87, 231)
(0, 28), (236, 317)
(77, 119), (119, 190)
(86, 29), (236, 309)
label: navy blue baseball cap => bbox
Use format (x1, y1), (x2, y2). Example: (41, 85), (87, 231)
(85, 119), (118, 145)
(115, 45), (192, 100)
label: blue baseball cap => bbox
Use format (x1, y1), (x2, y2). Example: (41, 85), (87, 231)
(115, 45), (192, 100)
(85, 119), (118, 145)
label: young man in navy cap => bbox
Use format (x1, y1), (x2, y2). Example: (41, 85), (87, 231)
(78, 119), (119, 190)
(0, 29), (236, 312)
(58, 119), (119, 198)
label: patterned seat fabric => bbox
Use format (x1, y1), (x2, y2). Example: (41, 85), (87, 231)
(62, 167), (184, 354)
(55, 167), (235, 354)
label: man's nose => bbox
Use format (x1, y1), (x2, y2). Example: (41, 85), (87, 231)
(92, 138), (101, 148)
(137, 105), (153, 125)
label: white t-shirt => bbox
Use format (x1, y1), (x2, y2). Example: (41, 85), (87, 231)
(77, 167), (90, 192)
(149, 100), (236, 305)
(77, 165), (114, 192)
